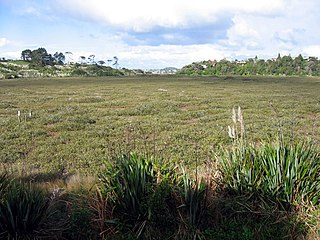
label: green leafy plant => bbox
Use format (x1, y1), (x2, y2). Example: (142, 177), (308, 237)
(218, 143), (262, 195)
(218, 141), (320, 208)
(99, 154), (156, 237)
(179, 174), (207, 227)
(0, 173), (11, 202)
(259, 141), (320, 206)
(98, 153), (179, 239)
(0, 180), (56, 239)
(176, 172), (208, 240)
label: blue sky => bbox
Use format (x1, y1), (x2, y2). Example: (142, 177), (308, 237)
(1, 0), (320, 69)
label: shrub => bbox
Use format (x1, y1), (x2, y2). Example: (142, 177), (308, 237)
(259, 142), (320, 206)
(0, 173), (11, 202)
(98, 154), (156, 237)
(98, 154), (178, 238)
(0, 180), (60, 239)
(179, 174), (207, 227)
(218, 141), (320, 209)
(70, 68), (88, 76)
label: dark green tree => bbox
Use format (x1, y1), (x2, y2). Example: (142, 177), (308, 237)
(21, 49), (32, 61)
(21, 48), (65, 66)
(88, 55), (95, 64)
(30, 48), (50, 66)
(97, 60), (105, 66)
(53, 52), (65, 65)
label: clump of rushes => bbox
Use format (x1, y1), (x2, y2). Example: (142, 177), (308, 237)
(0, 180), (48, 239)
(180, 173), (207, 227)
(221, 106), (320, 209)
(89, 186), (115, 240)
(218, 141), (320, 209)
(97, 153), (178, 239)
(0, 177), (64, 239)
(0, 173), (11, 201)
(259, 141), (320, 207)
(98, 154), (156, 238)
(218, 143), (262, 195)
(177, 173), (207, 240)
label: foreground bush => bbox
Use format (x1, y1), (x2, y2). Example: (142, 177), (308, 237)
(0, 173), (11, 202)
(99, 154), (155, 226)
(0, 139), (318, 239)
(218, 141), (320, 209)
(0, 176), (64, 239)
(97, 154), (179, 238)
(0, 181), (48, 239)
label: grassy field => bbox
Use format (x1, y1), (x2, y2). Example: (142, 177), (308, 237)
(0, 75), (319, 175)
(0, 75), (319, 239)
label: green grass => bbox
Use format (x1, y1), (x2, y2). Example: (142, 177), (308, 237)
(5, 60), (29, 66)
(0, 75), (319, 176)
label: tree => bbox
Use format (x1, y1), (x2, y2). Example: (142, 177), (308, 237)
(293, 54), (305, 75)
(30, 48), (50, 66)
(43, 54), (54, 66)
(277, 53), (281, 60)
(79, 56), (86, 64)
(21, 48), (66, 66)
(306, 57), (318, 75)
(177, 54), (320, 76)
(53, 52), (65, 65)
(113, 56), (119, 68)
(88, 54), (96, 64)
(21, 49), (32, 61)
(97, 60), (105, 66)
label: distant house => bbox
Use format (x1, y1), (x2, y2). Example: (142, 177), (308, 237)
(207, 60), (217, 67)
(236, 60), (246, 64)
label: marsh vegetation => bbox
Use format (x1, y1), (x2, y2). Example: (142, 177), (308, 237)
(0, 75), (319, 239)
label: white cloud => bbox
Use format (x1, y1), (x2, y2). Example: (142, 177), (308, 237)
(215, 0), (320, 59)
(21, 6), (41, 16)
(303, 45), (320, 57)
(0, 38), (10, 47)
(118, 44), (226, 69)
(62, 43), (225, 69)
(0, 51), (21, 59)
(223, 16), (261, 50)
(3, 0), (320, 69)
(53, 0), (284, 31)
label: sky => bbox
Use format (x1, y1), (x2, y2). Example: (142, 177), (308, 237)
(1, 0), (320, 69)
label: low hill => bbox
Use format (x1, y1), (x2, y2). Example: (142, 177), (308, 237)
(0, 60), (133, 79)
(177, 55), (320, 76)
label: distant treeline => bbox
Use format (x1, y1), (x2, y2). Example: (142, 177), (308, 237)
(178, 54), (320, 76)
(21, 48), (65, 67)
(20, 47), (120, 68)
(0, 47), (135, 79)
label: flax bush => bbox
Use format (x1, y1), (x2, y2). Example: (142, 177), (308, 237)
(218, 140), (320, 209)
(98, 154), (160, 237)
(0, 180), (55, 239)
(97, 153), (182, 239)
